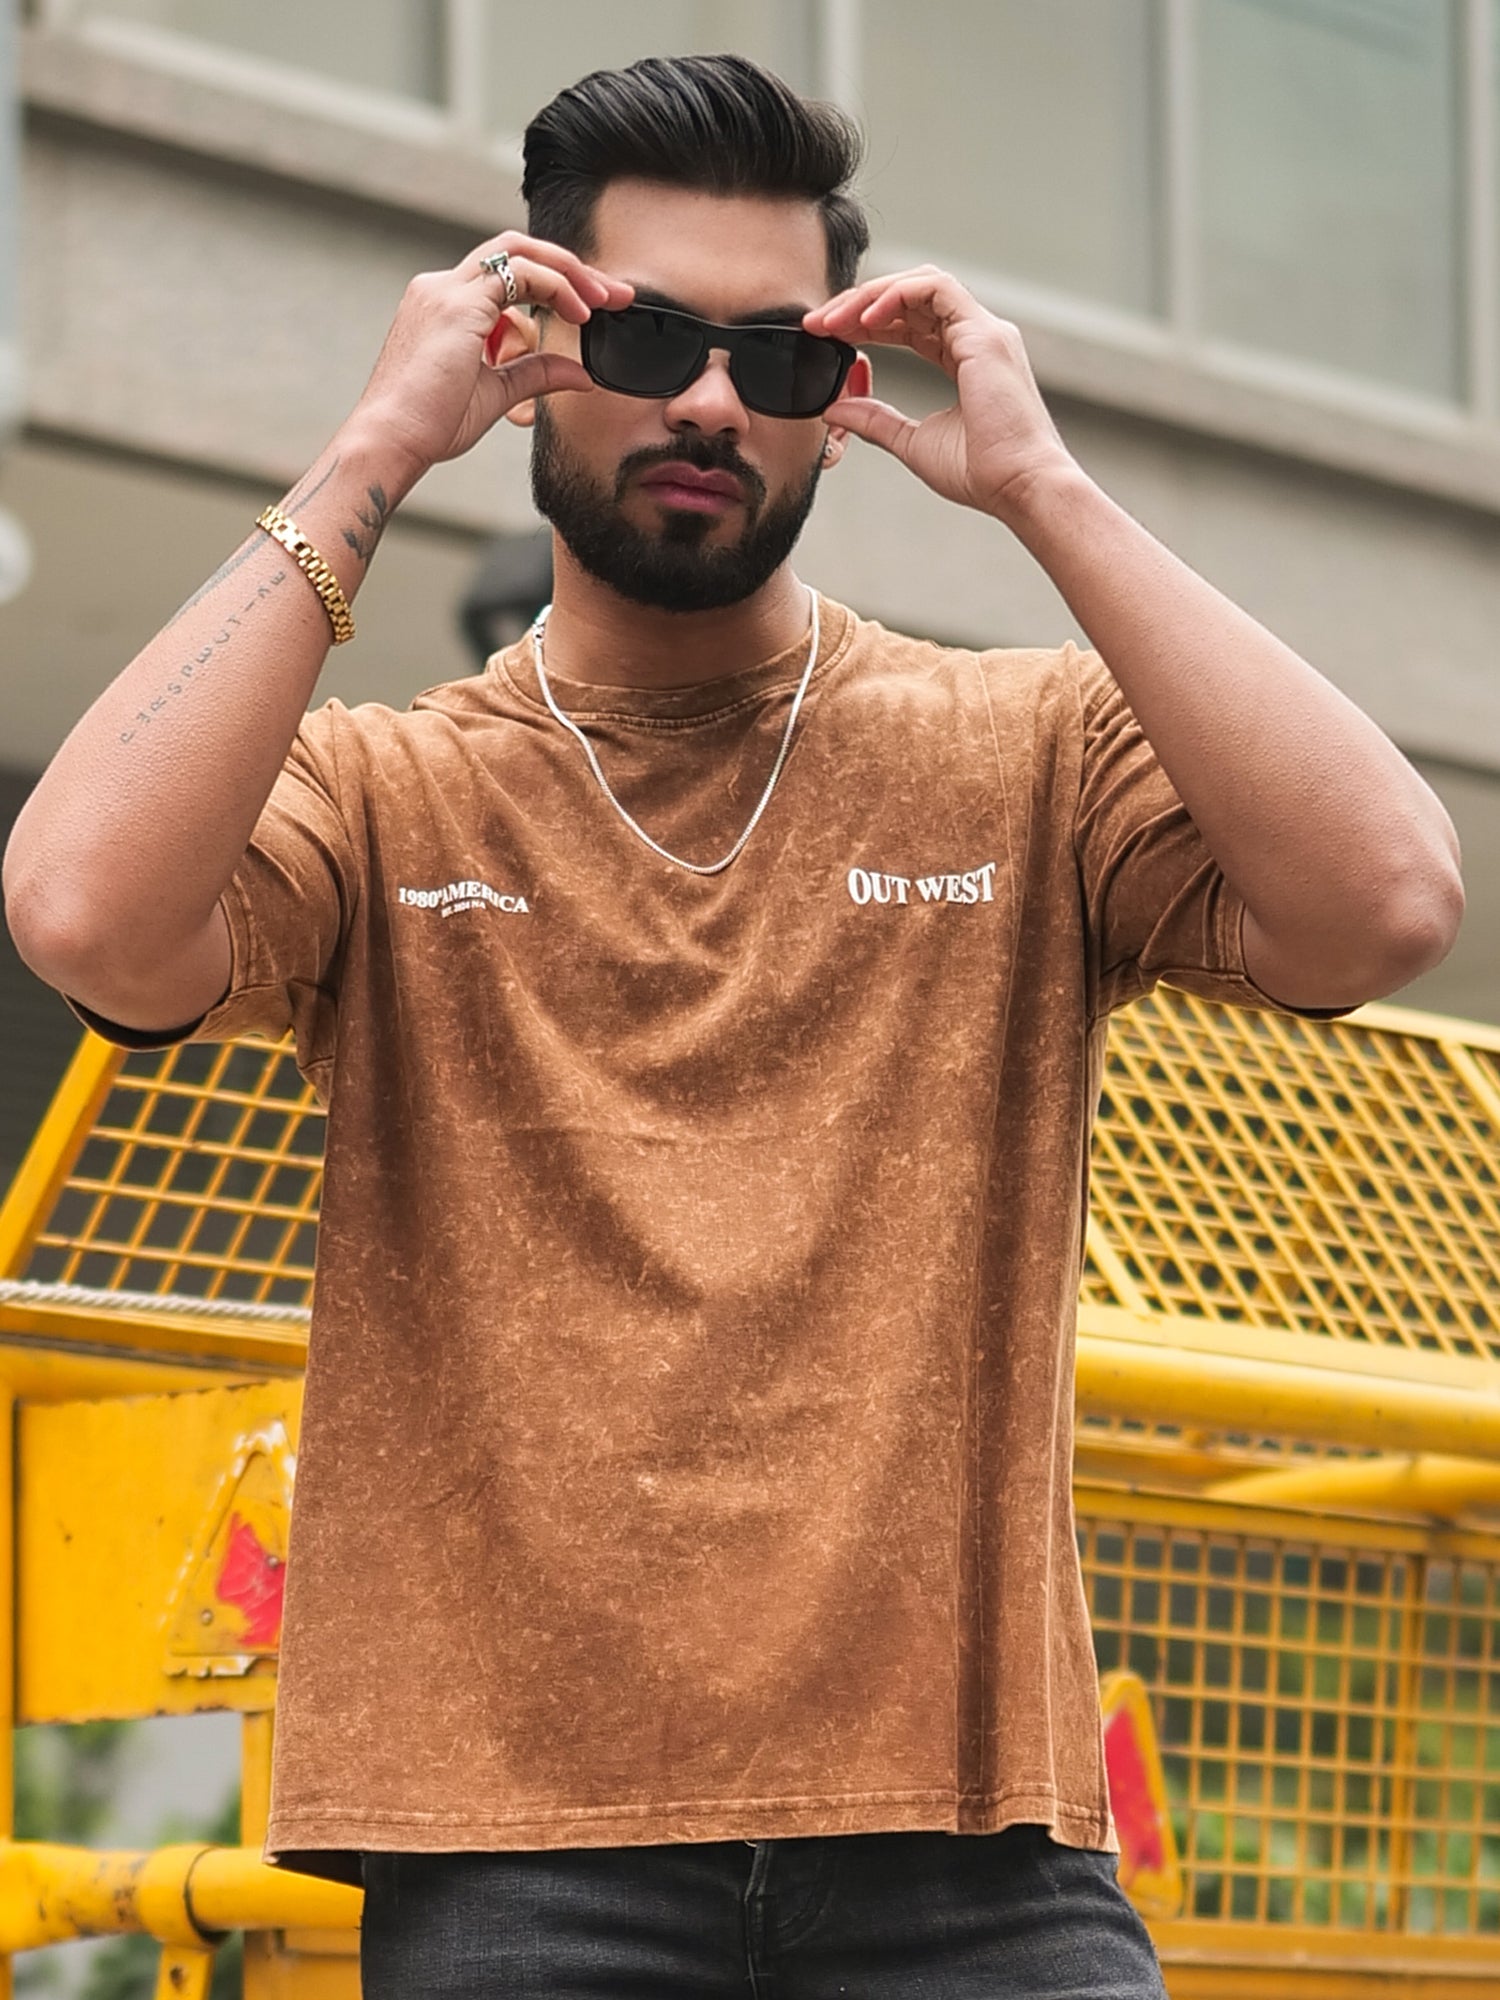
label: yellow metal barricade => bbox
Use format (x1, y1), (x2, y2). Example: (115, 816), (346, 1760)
(0, 990), (1496, 1996)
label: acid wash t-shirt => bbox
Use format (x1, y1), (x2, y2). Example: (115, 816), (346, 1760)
(80, 594), (1333, 1882)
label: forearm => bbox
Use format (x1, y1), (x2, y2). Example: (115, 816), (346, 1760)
(3, 423), (415, 991)
(999, 461), (1464, 998)
(5, 230), (616, 1024)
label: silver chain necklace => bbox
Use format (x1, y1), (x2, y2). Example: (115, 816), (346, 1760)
(529, 590), (820, 876)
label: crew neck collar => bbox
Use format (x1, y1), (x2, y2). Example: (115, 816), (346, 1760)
(497, 593), (854, 723)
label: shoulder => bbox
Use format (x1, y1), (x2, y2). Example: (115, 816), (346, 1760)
(832, 602), (1101, 730)
(293, 668), (510, 765)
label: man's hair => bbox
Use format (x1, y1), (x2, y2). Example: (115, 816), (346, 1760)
(522, 54), (869, 294)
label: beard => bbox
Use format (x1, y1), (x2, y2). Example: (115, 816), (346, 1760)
(530, 402), (824, 614)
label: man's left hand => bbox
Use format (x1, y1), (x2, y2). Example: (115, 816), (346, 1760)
(805, 267), (1073, 523)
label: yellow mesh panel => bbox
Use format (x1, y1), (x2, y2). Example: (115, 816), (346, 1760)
(1081, 1506), (1500, 1938)
(24, 1039), (322, 1308)
(1090, 989), (1500, 1358)
(15, 993), (1500, 1368)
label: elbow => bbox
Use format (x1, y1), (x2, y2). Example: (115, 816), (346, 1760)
(3, 815), (67, 985)
(1362, 854), (1465, 997)
(3, 823), (119, 997)
(2, 860), (100, 996)
(1242, 800), (1465, 1012)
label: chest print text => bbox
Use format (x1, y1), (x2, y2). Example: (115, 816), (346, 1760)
(847, 863), (998, 907)
(398, 880), (531, 917)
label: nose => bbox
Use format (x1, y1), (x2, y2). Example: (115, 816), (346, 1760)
(661, 345), (750, 439)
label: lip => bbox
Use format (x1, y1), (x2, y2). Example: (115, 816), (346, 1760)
(637, 463), (745, 509)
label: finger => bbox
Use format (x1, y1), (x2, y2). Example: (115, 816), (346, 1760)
(856, 281), (923, 329)
(819, 311), (930, 352)
(857, 271), (975, 333)
(464, 232), (633, 310)
(805, 269), (935, 335)
(822, 394), (920, 463)
(474, 254), (602, 325)
(492, 351), (594, 407)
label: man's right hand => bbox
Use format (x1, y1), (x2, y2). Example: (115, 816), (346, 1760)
(348, 232), (634, 482)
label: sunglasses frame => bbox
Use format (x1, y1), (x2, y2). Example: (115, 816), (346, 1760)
(579, 302), (858, 419)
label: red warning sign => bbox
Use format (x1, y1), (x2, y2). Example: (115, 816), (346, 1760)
(162, 1421), (295, 1678)
(1100, 1669), (1184, 1919)
(215, 1510), (287, 1647)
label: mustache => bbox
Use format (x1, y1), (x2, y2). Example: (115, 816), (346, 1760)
(613, 439), (768, 513)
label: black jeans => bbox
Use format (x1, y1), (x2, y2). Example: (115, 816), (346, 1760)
(359, 1823), (1169, 1998)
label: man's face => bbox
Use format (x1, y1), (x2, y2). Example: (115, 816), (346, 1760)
(528, 180), (849, 614)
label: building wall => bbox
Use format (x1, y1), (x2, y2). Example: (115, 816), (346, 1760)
(2, 0), (1497, 1195)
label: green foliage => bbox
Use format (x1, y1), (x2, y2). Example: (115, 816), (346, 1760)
(14, 1722), (136, 1845)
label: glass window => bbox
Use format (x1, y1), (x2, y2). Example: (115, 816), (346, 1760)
(483, 2), (795, 142)
(1198, 0), (1462, 399)
(73, 0), (447, 105)
(860, 0), (1160, 316)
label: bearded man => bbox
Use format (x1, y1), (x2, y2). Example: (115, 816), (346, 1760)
(4, 52), (1462, 2000)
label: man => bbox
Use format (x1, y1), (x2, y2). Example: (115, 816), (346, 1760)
(4, 51), (1461, 2000)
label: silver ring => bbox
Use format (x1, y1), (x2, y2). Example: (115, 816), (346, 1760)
(479, 250), (519, 307)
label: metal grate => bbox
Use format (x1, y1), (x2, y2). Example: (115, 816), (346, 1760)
(14, 993), (1500, 1367)
(1081, 1505), (1500, 1938)
(23, 1038), (323, 1308)
(1084, 989), (1500, 1360)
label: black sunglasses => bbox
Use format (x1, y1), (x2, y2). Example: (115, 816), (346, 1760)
(579, 302), (857, 419)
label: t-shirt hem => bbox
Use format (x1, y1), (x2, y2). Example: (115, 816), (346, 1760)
(265, 1787), (1117, 1878)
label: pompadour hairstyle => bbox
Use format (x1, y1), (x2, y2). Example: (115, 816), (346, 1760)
(522, 54), (869, 294)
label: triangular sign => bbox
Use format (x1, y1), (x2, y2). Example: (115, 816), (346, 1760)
(163, 1421), (296, 1678)
(1100, 1668), (1185, 1920)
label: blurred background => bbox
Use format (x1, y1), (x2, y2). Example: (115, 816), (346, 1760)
(0, 1), (1497, 1989)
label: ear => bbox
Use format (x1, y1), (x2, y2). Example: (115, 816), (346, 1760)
(818, 351), (873, 467)
(486, 309), (544, 430)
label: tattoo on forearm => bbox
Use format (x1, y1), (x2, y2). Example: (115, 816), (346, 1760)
(284, 456), (340, 514)
(341, 483), (391, 565)
(123, 454), (366, 745)
(119, 568), (289, 745)
(163, 537), (261, 630)
(162, 456), (342, 632)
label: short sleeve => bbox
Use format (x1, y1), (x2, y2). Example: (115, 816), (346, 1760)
(1072, 650), (1352, 1023)
(68, 705), (360, 1087)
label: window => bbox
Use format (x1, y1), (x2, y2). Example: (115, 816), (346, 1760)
(858, 0), (1479, 411)
(69, 0), (448, 105)
(861, 0), (1160, 316)
(1198, 0), (1463, 399)
(59, 0), (808, 128)
(480, 1), (796, 142)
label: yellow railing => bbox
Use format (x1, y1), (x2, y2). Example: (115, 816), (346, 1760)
(0, 1841), (358, 1950)
(0, 988), (1496, 1996)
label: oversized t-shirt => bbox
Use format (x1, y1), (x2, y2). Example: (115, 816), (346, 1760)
(79, 594), (1329, 1882)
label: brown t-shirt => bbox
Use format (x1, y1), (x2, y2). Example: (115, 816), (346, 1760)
(79, 595), (1326, 1881)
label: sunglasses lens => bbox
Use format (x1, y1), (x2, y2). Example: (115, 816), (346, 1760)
(734, 327), (848, 417)
(582, 306), (851, 416)
(584, 308), (703, 396)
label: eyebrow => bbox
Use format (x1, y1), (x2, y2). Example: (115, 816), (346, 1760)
(627, 286), (815, 329)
